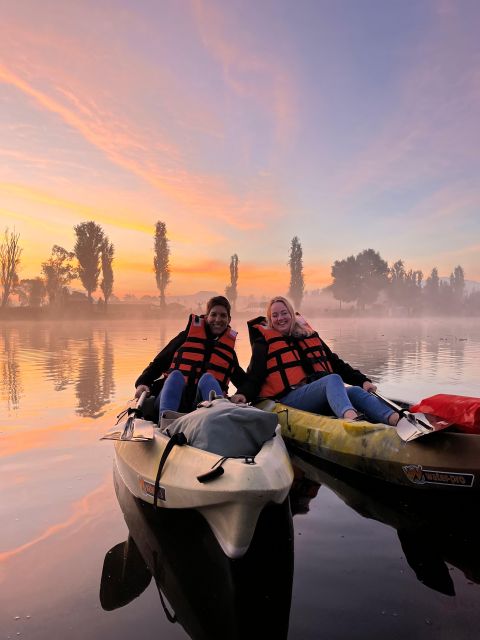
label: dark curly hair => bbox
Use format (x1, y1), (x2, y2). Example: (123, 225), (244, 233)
(206, 295), (231, 317)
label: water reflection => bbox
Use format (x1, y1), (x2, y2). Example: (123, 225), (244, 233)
(325, 320), (471, 395)
(1, 319), (479, 420)
(45, 328), (78, 391)
(0, 326), (23, 410)
(0, 324), (115, 417)
(101, 465), (294, 640)
(75, 332), (115, 418)
(290, 453), (480, 597)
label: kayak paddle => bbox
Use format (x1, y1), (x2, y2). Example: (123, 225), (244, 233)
(372, 391), (450, 442)
(101, 391), (154, 441)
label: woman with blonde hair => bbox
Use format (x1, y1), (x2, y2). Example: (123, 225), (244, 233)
(232, 296), (404, 426)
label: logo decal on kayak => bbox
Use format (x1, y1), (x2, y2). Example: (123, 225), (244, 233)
(402, 464), (474, 487)
(140, 478), (166, 501)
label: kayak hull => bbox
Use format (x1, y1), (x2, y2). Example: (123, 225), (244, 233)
(114, 423), (293, 558)
(259, 401), (480, 491)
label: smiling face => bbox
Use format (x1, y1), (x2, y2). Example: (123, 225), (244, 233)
(270, 301), (293, 335)
(205, 305), (230, 335)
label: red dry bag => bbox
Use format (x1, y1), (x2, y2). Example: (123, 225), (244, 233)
(409, 394), (480, 434)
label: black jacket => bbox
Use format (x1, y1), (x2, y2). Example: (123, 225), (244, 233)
(238, 334), (370, 402)
(135, 329), (246, 395)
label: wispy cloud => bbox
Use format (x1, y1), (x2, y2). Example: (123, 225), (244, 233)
(191, 0), (297, 150)
(337, 10), (480, 199)
(0, 23), (283, 231)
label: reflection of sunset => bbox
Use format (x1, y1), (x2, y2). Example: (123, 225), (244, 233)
(0, 479), (111, 563)
(1, 420), (84, 458)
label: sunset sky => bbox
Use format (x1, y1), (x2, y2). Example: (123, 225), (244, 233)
(1, 0), (479, 298)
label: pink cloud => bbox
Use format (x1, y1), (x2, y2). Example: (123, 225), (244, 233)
(190, 0), (297, 149)
(0, 9), (285, 231)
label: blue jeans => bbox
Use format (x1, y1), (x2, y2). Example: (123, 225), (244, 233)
(279, 374), (394, 424)
(156, 370), (223, 412)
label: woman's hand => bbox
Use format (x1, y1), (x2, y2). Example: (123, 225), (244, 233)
(135, 384), (150, 398)
(230, 393), (247, 404)
(363, 381), (377, 393)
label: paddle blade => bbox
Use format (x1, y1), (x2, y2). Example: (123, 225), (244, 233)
(395, 413), (451, 442)
(100, 418), (155, 441)
(395, 417), (430, 442)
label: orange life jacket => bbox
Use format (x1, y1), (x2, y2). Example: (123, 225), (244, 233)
(250, 316), (333, 399)
(167, 314), (237, 391)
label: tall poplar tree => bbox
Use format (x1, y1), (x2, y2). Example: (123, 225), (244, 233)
(154, 221), (170, 310)
(225, 254), (239, 311)
(74, 221), (105, 302)
(287, 236), (304, 309)
(450, 265), (465, 302)
(100, 240), (114, 305)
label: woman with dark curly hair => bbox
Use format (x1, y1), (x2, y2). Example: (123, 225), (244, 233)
(135, 295), (246, 413)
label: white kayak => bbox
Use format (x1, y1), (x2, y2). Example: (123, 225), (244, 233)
(107, 395), (294, 559)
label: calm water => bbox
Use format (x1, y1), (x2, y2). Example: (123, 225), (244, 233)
(1, 317), (480, 639)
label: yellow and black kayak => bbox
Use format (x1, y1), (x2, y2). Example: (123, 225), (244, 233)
(257, 400), (480, 491)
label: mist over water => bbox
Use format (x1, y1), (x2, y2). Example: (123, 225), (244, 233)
(2, 316), (478, 418)
(1, 317), (479, 639)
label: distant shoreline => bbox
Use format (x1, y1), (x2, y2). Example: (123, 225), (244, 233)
(1, 304), (478, 321)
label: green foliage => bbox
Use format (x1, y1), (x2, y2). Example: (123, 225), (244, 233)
(288, 236), (304, 309)
(154, 221), (170, 309)
(74, 221), (106, 302)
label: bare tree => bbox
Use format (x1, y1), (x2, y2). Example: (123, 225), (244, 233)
(74, 221), (105, 302)
(225, 254), (239, 311)
(287, 236), (304, 309)
(0, 228), (22, 307)
(100, 239), (114, 305)
(154, 221), (170, 310)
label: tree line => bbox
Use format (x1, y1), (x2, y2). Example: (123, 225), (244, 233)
(328, 248), (477, 315)
(0, 222), (114, 309)
(1, 224), (478, 315)
(0, 221), (173, 310)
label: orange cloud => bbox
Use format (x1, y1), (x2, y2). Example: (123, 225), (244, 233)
(0, 182), (154, 234)
(0, 59), (280, 231)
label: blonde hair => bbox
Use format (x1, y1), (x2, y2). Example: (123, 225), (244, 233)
(265, 296), (314, 337)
